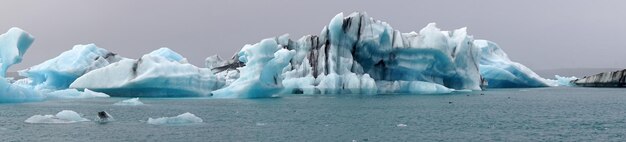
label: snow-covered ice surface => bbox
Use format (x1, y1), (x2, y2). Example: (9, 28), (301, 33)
(24, 110), (90, 124)
(147, 112), (203, 125)
(70, 48), (224, 97)
(46, 89), (110, 99)
(113, 98), (144, 106)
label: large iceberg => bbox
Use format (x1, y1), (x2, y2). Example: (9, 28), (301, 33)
(19, 44), (122, 91)
(70, 48), (224, 97)
(475, 40), (552, 88)
(206, 12), (556, 98)
(211, 12), (486, 98)
(0, 28), (44, 103)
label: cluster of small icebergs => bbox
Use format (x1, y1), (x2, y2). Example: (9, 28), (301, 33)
(24, 98), (202, 125)
(25, 110), (202, 125)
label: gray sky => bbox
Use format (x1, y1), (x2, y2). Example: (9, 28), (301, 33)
(1, 0), (625, 72)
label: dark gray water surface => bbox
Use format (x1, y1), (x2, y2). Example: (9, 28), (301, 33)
(2, 87), (626, 141)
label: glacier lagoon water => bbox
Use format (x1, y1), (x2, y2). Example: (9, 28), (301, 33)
(1, 87), (626, 141)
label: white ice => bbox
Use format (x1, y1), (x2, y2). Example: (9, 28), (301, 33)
(113, 98), (144, 106)
(545, 75), (578, 87)
(0, 28), (33, 77)
(46, 88), (110, 99)
(19, 44), (122, 91)
(147, 112), (203, 125)
(475, 40), (552, 88)
(70, 48), (224, 97)
(212, 39), (295, 98)
(0, 28), (44, 103)
(24, 110), (90, 124)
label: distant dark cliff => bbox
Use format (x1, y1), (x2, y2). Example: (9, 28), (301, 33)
(573, 69), (626, 87)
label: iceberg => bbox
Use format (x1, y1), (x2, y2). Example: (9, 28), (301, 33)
(475, 40), (552, 88)
(24, 110), (90, 124)
(0, 78), (43, 103)
(212, 39), (296, 98)
(19, 44), (122, 91)
(113, 98), (144, 106)
(70, 48), (224, 97)
(1, 12), (553, 101)
(545, 75), (578, 87)
(211, 12), (485, 97)
(0, 28), (34, 78)
(147, 112), (203, 125)
(95, 111), (114, 124)
(0, 28), (44, 103)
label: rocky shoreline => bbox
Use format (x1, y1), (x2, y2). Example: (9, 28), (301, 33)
(573, 69), (626, 87)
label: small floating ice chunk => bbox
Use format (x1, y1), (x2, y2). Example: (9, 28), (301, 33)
(555, 75), (578, 86)
(113, 98), (144, 106)
(147, 112), (203, 125)
(453, 89), (472, 92)
(95, 111), (114, 124)
(397, 124), (407, 127)
(25, 110), (90, 124)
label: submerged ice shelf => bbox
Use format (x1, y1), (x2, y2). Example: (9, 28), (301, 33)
(0, 12), (558, 102)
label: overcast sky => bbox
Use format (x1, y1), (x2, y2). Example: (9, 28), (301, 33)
(1, 0), (625, 71)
